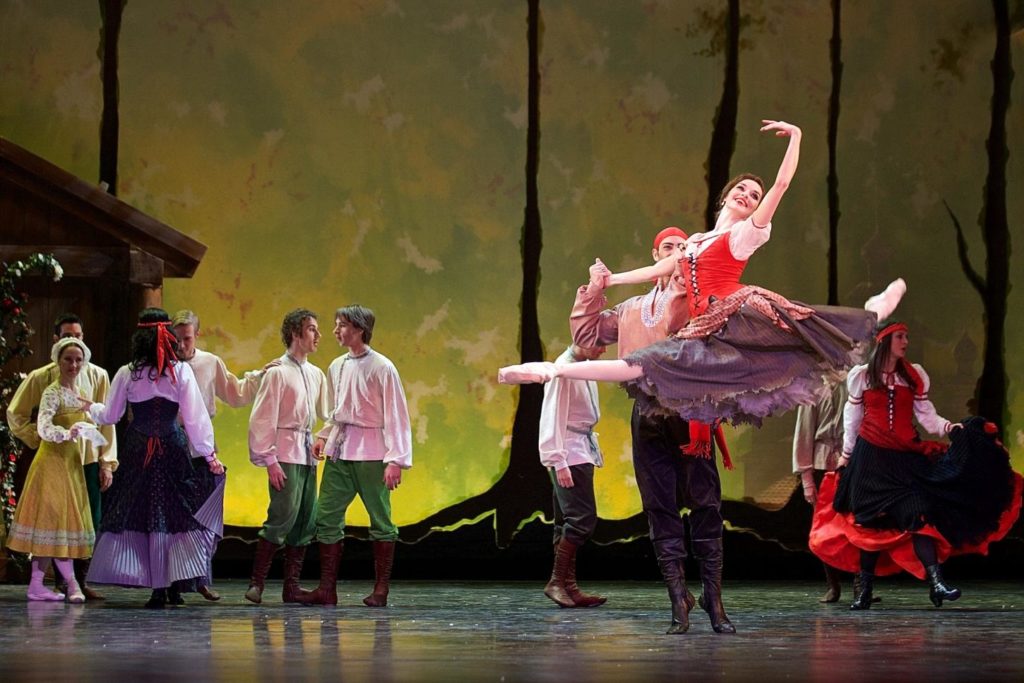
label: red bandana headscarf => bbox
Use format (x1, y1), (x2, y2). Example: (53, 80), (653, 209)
(653, 227), (689, 250)
(875, 322), (907, 342)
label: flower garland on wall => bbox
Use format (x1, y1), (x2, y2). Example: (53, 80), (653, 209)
(0, 253), (63, 535)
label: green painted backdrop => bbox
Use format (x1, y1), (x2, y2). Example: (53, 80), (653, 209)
(2, 0), (1021, 532)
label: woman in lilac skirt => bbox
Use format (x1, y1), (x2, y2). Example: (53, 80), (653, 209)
(85, 308), (226, 607)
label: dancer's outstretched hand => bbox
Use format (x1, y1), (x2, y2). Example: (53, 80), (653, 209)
(760, 119), (801, 138)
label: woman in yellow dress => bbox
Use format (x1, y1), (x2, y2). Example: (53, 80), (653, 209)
(6, 337), (110, 603)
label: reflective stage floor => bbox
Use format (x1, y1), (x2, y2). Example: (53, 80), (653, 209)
(1, 579), (1022, 682)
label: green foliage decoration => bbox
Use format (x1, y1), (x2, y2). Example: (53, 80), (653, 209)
(0, 253), (63, 533)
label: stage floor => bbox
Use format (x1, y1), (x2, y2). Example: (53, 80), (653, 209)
(1, 579), (1022, 682)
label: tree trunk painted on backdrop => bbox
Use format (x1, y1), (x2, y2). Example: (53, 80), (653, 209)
(98, 0), (125, 195)
(403, 0), (551, 548)
(945, 0), (1012, 438)
(704, 0), (740, 232)
(826, 0), (843, 306)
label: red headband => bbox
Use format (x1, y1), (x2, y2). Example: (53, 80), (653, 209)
(653, 227), (688, 249)
(138, 320), (178, 383)
(875, 322), (908, 342)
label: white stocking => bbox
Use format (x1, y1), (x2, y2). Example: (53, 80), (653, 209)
(498, 359), (643, 384)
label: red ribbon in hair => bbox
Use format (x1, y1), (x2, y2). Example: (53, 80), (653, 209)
(138, 320), (178, 383)
(875, 322), (908, 342)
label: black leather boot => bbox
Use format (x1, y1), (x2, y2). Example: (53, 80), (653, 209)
(850, 572), (874, 610)
(659, 558), (692, 635)
(694, 539), (736, 634)
(852, 571), (881, 604)
(925, 564), (961, 607)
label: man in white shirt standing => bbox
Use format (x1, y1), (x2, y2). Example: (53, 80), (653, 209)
(245, 309), (330, 604)
(298, 305), (412, 607)
(171, 309), (269, 601)
(538, 344), (608, 609)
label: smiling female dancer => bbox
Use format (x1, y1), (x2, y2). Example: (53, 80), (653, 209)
(499, 120), (905, 427)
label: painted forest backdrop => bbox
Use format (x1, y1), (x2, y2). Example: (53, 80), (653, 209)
(2, 0), (1023, 550)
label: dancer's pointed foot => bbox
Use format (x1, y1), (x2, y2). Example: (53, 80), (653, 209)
(498, 362), (558, 385)
(864, 278), (907, 321)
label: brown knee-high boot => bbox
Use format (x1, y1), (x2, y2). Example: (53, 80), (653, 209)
(543, 538), (577, 607)
(295, 541), (342, 606)
(245, 538), (281, 604)
(363, 541), (395, 607)
(820, 562), (841, 603)
(563, 542), (606, 608)
(282, 545), (312, 603)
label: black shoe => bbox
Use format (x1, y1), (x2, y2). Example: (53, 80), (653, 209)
(145, 589), (168, 609)
(850, 572), (874, 611)
(167, 586), (185, 605)
(925, 565), (961, 607)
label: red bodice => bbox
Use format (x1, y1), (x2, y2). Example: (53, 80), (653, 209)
(859, 383), (941, 455)
(683, 234), (748, 317)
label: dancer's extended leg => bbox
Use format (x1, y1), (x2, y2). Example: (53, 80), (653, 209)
(498, 360), (642, 385)
(863, 278), (907, 321)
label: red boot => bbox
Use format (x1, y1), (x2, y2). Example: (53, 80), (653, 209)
(282, 545), (312, 603)
(363, 541), (395, 607)
(543, 539), (577, 607)
(295, 541), (342, 606)
(244, 538), (281, 604)
(564, 544), (606, 608)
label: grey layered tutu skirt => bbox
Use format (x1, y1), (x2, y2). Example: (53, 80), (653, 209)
(625, 285), (876, 426)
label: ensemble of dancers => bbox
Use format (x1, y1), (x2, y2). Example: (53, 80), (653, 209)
(4, 120), (1021, 634)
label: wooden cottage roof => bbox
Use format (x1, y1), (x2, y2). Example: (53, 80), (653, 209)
(0, 137), (206, 278)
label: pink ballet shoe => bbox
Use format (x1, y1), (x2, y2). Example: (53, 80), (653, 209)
(65, 582), (86, 604)
(864, 278), (907, 321)
(27, 586), (66, 602)
(497, 362), (559, 384)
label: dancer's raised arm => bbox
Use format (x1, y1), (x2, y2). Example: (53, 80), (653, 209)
(750, 120), (801, 228)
